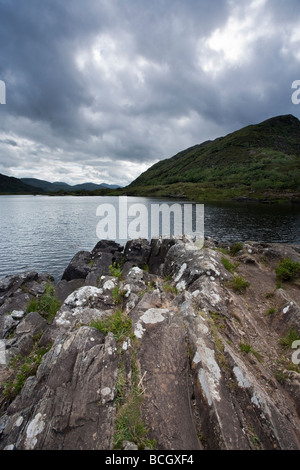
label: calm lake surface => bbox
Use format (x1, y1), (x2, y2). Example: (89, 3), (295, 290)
(0, 195), (300, 281)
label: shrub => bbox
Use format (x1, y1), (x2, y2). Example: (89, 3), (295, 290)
(109, 262), (123, 279)
(275, 258), (300, 282)
(230, 242), (243, 256)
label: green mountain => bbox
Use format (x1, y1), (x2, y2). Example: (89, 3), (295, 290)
(126, 114), (300, 202)
(0, 174), (43, 194)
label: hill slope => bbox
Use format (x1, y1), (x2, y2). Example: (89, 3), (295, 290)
(0, 174), (43, 194)
(127, 114), (300, 201)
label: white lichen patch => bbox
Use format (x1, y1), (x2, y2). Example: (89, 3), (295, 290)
(134, 308), (168, 339)
(233, 366), (251, 388)
(251, 393), (263, 408)
(193, 351), (201, 364)
(198, 369), (213, 406)
(64, 286), (103, 308)
(123, 284), (131, 298)
(14, 416), (24, 428)
(192, 289), (200, 298)
(209, 288), (221, 307)
(134, 321), (146, 339)
(140, 308), (168, 325)
(0, 340), (6, 365)
(24, 413), (46, 450)
(233, 366), (265, 410)
(100, 387), (114, 404)
(103, 279), (116, 290)
(11, 310), (25, 319)
(129, 266), (144, 276)
(176, 280), (186, 291)
(54, 309), (72, 327)
(196, 343), (221, 405)
(174, 263), (187, 283)
(195, 317), (209, 335)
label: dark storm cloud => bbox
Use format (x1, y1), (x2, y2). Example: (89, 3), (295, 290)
(0, 0), (299, 185)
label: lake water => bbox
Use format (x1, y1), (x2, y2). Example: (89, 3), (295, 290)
(0, 195), (299, 281)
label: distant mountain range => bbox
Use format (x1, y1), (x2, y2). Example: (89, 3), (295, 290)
(20, 178), (121, 192)
(0, 175), (122, 194)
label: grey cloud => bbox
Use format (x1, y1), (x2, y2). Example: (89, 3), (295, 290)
(0, 139), (18, 147)
(0, 0), (299, 186)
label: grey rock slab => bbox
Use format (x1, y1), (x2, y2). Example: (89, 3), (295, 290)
(134, 307), (201, 450)
(0, 328), (118, 450)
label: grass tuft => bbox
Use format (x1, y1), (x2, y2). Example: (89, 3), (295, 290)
(227, 275), (250, 293)
(26, 283), (61, 322)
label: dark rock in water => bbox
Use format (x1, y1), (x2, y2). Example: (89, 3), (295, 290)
(1, 237), (300, 450)
(91, 239), (122, 255)
(85, 252), (114, 286)
(62, 241), (124, 284)
(0, 272), (39, 298)
(123, 239), (151, 267)
(148, 238), (176, 275)
(61, 251), (92, 281)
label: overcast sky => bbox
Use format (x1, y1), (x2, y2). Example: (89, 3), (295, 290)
(0, 0), (300, 186)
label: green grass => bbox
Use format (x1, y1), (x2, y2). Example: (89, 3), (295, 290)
(240, 342), (263, 362)
(93, 308), (156, 450)
(26, 283), (61, 322)
(113, 352), (156, 450)
(265, 307), (276, 316)
(214, 247), (229, 255)
(112, 286), (126, 305)
(109, 262), (123, 279)
(221, 256), (237, 273)
(2, 345), (50, 401)
(240, 343), (252, 354)
(280, 328), (300, 350)
(209, 311), (226, 329)
(113, 390), (156, 450)
(227, 275), (250, 293)
(90, 309), (132, 342)
(162, 281), (178, 295)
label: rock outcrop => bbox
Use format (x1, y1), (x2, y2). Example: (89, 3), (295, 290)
(0, 237), (300, 450)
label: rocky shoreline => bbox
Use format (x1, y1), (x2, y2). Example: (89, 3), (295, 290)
(0, 236), (300, 450)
